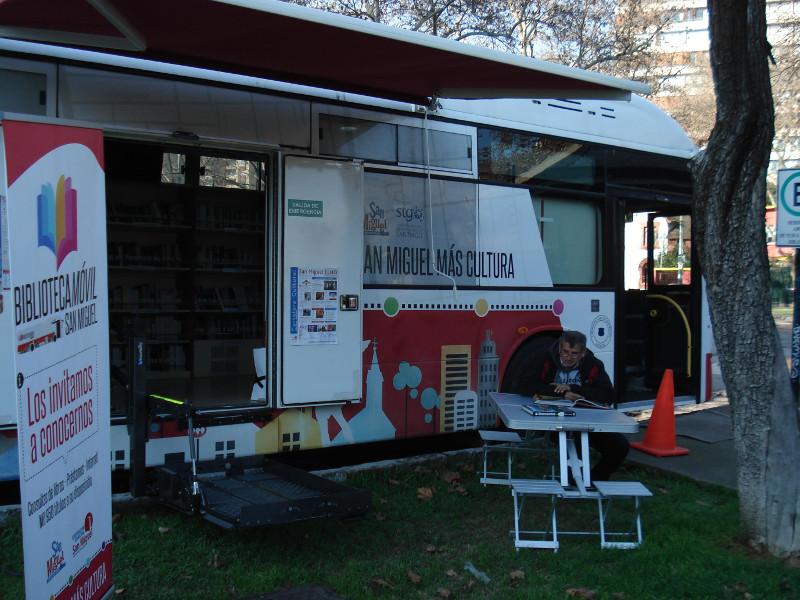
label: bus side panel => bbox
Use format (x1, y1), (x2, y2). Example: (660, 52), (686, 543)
(105, 290), (615, 469)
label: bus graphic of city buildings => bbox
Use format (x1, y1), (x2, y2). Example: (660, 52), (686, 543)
(17, 319), (61, 354)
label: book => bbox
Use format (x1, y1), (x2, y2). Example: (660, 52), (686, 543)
(533, 395), (611, 410)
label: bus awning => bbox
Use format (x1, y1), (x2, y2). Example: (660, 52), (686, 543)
(0, 0), (650, 104)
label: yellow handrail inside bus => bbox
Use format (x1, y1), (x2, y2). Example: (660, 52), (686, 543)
(647, 294), (692, 377)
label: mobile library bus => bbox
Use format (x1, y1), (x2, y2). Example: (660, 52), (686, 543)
(0, 1), (712, 500)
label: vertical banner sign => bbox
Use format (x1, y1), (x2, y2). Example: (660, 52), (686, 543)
(3, 120), (113, 600)
(776, 169), (800, 393)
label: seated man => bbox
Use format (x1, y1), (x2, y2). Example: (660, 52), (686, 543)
(523, 330), (629, 482)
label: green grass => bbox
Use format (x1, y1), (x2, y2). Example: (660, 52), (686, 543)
(1, 455), (798, 599)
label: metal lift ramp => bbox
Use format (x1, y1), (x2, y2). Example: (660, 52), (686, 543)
(127, 335), (371, 528)
(155, 456), (371, 529)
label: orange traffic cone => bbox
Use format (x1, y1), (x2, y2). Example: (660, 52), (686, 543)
(631, 369), (689, 457)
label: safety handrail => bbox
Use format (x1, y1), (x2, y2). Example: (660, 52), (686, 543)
(646, 294), (692, 377)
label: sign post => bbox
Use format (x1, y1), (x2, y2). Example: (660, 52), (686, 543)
(2, 119), (113, 600)
(776, 168), (800, 394)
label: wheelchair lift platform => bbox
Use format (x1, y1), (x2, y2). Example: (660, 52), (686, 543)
(155, 458), (372, 529)
(127, 335), (371, 529)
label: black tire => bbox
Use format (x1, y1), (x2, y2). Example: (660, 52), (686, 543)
(500, 335), (557, 395)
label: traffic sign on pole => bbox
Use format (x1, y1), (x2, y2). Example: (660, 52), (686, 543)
(777, 169), (800, 247)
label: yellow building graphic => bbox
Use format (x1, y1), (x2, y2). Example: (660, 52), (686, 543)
(439, 345), (472, 432)
(254, 407), (322, 454)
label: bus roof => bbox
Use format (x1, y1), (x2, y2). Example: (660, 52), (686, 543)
(439, 97), (697, 160)
(0, 0), (649, 103)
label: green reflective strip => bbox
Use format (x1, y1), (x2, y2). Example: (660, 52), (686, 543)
(149, 393), (185, 405)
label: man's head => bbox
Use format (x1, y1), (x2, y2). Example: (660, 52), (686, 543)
(558, 330), (587, 369)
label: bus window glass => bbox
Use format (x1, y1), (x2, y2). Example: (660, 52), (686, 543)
(319, 114), (397, 162)
(537, 196), (602, 284)
(478, 129), (600, 190)
(199, 156), (266, 190)
(653, 215), (691, 286)
(363, 172), (477, 286)
(607, 149), (692, 195)
(0, 69), (47, 115)
(59, 65), (310, 148)
(161, 152), (186, 185)
(398, 126), (472, 171)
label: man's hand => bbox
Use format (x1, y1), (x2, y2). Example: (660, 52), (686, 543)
(551, 383), (571, 396)
(563, 391), (582, 401)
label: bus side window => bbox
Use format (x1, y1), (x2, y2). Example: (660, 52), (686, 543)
(534, 195), (603, 285)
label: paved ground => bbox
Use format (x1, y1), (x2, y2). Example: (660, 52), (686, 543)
(627, 402), (736, 489)
(627, 313), (793, 490)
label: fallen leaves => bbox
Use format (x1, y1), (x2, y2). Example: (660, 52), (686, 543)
(372, 578), (394, 590)
(375, 512), (387, 521)
(425, 544), (438, 554)
(451, 485), (469, 496)
(407, 570), (422, 584)
(446, 569), (458, 578)
(566, 587), (597, 599)
(442, 471), (461, 484)
(509, 569), (525, 581)
(417, 487), (434, 501)
(437, 588), (452, 598)
(439, 470), (469, 496)
(157, 526), (172, 535)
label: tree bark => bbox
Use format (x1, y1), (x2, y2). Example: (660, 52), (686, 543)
(693, 1), (800, 556)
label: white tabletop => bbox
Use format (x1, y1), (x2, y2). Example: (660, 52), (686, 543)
(489, 392), (638, 434)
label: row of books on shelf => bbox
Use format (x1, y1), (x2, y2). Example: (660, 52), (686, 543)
(110, 314), (261, 341)
(108, 243), (262, 270)
(195, 246), (262, 269)
(108, 198), (187, 227)
(108, 241), (185, 268)
(196, 204), (264, 231)
(110, 344), (187, 372)
(108, 199), (263, 232)
(196, 286), (262, 311)
(109, 284), (183, 311)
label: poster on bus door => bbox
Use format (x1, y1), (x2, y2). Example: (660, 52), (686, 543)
(2, 120), (113, 600)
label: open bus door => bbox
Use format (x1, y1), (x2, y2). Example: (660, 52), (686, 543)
(280, 156), (364, 406)
(621, 210), (697, 404)
(645, 212), (695, 396)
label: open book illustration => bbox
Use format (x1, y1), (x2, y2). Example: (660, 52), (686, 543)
(533, 395), (611, 410)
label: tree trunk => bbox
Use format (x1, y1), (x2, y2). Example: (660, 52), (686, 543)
(692, 1), (800, 556)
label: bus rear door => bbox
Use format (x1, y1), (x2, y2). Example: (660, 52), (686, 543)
(621, 208), (698, 404)
(644, 211), (696, 397)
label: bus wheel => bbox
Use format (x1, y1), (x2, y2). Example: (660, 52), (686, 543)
(500, 335), (557, 395)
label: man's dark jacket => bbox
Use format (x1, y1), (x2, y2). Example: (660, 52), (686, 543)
(522, 341), (613, 404)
